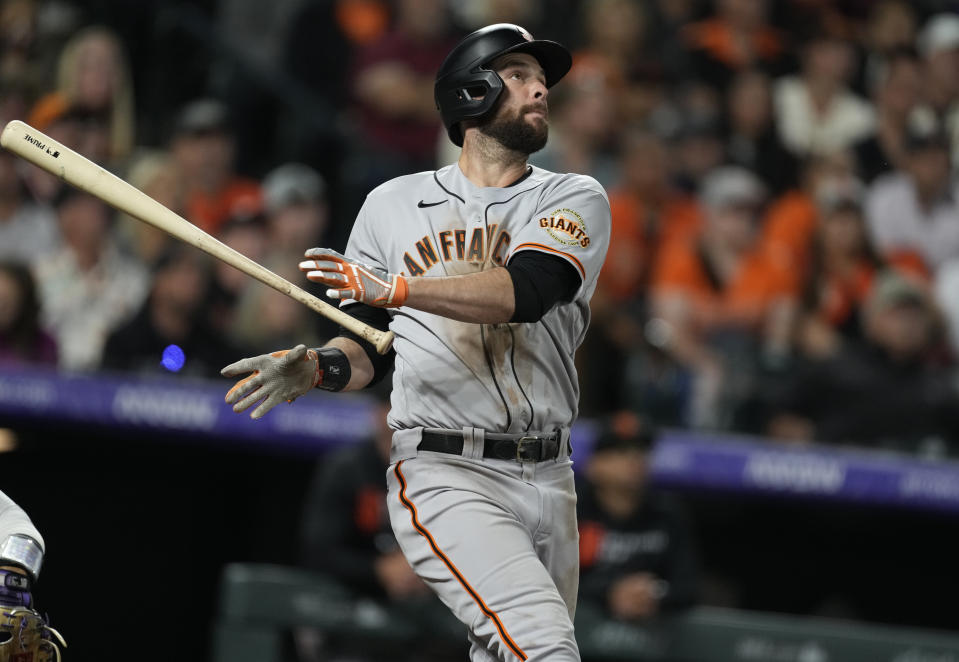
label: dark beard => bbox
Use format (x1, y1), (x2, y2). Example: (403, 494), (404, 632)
(478, 104), (549, 155)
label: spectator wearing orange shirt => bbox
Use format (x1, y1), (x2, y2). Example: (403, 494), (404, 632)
(170, 99), (262, 237)
(651, 166), (795, 428)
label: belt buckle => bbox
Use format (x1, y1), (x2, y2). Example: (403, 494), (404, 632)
(515, 436), (540, 462)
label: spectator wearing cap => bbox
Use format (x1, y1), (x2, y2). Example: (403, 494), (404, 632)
(794, 178), (885, 359)
(32, 189), (148, 371)
(865, 119), (959, 275)
(774, 32), (875, 157)
(261, 163), (329, 262)
(205, 210), (269, 338)
(101, 245), (237, 378)
(651, 166), (795, 428)
(853, 48), (923, 184)
(577, 411), (700, 621)
(767, 270), (959, 456)
(170, 99), (262, 237)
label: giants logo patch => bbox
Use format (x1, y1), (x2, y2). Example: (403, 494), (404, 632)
(539, 209), (590, 248)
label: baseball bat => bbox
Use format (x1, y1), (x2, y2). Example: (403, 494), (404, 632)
(0, 120), (394, 355)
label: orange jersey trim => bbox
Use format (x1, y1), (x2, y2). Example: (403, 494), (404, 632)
(393, 461), (528, 661)
(511, 242), (586, 280)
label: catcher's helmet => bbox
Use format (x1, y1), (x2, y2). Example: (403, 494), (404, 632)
(434, 24), (572, 147)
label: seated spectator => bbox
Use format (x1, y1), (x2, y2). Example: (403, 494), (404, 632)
(0, 261), (57, 366)
(853, 48), (922, 183)
(774, 32), (875, 157)
(101, 245), (236, 378)
(206, 211), (269, 337)
(670, 112), (726, 196)
(682, 0), (786, 92)
(865, 119), (959, 275)
(0, 150), (58, 263)
(578, 412), (699, 621)
(115, 152), (182, 265)
(350, 0), (454, 180)
(767, 270), (959, 455)
(760, 149), (860, 293)
(859, 0), (917, 93)
(33, 189), (147, 371)
(600, 130), (702, 305)
(722, 68), (797, 192)
(170, 99), (262, 236)
(28, 26), (135, 165)
(301, 393), (429, 602)
(795, 179), (885, 359)
(650, 167), (795, 428)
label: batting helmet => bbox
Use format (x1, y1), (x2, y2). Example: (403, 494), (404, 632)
(434, 24), (572, 147)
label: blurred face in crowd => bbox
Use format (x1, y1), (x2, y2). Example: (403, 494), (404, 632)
(728, 70), (772, 136)
(709, 201), (760, 253)
(805, 38), (855, 85)
(820, 205), (867, 258)
(173, 131), (234, 193)
(74, 32), (119, 110)
(587, 447), (648, 498)
(866, 299), (932, 360)
(906, 144), (951, 200)
(216, 219), (266, 293)
(269, 202), (328, 254)
(805, 149), (856, 196)
(877, 56), (921, 117)
(925, 46), (959, 102)
(153, 252), (208, 315)
(58, 194), (110, 261)
(867, 0), (916, 53)
(718, 0), (767, 31)
(585, 0), (646, 53)
(397, 0), (447, 39)
(677, 132), (724, 185)
(621, 132), (670, 198)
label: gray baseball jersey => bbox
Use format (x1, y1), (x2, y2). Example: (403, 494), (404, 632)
(341, 162), (610, 661)
(344, 163), (610, 434)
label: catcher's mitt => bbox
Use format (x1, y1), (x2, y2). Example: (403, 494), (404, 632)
(0, 606), (66, 662)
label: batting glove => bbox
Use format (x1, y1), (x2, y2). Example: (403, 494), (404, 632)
(299, 248), (409, 307)
(221, 344), (321, 420)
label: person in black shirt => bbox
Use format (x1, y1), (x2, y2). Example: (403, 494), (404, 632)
(577, 413), (700, 621)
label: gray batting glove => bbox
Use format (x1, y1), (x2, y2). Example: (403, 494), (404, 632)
(221, 344), (320, 419)
(299, 248), (409, 307)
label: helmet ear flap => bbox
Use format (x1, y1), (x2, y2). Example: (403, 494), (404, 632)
(438, 68), (504, 147)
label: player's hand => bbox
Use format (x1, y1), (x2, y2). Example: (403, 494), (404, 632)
(299, 248), (408, 307)
(221, 344), (321, 420)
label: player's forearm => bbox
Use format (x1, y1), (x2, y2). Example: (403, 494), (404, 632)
(325, 336), (375, 391)
(405, 267), (515, 324)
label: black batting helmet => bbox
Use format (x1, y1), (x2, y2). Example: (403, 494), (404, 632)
(434, 24), (572, 147)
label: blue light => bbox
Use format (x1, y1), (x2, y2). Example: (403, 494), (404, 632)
(161, 344), (186, 372)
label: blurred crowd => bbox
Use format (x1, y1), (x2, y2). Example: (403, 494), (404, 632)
(2, 0), (959, 460)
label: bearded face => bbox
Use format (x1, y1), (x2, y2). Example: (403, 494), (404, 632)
(477, 97), (549, 155)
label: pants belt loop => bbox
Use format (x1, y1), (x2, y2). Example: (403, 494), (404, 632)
(462, 427), (485, 460)
(559, 428), (572, 459)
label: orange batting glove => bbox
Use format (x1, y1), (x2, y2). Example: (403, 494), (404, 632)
(299, 248), (408, 307)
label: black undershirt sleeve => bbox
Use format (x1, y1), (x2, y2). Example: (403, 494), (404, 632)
(336, 302), (395, 386)
(506, 251), (582, 323)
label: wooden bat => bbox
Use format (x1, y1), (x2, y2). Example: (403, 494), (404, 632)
(0, 119), (394, 355)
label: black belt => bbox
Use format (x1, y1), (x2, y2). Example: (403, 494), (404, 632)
(418, 429), (565, 462)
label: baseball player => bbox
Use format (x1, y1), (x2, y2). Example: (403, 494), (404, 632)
(0, 490), (65, 660)
(223, 24), (610, 661)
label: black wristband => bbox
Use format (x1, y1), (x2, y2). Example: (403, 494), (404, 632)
(313, 347), (352, 392)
